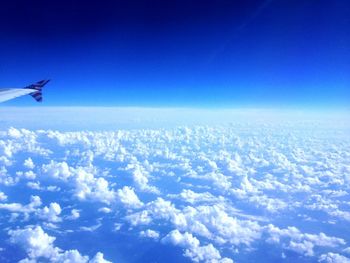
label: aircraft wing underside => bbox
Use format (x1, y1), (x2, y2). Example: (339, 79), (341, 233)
(0, 80), (50, 103)
(0, 88), (36, 103)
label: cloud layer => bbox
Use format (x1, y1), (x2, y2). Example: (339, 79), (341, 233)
(0, 120), (349, 262)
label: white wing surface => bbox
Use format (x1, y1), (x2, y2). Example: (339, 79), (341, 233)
(0, 88), (36, 103)
(0, 80), (50, 103)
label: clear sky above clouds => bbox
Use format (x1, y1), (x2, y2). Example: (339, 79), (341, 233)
(0, 0), (349, 108)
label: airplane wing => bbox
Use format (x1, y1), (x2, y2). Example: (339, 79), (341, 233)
(0, 80), (50, 103)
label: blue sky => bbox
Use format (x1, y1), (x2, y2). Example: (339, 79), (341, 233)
(0, 0), (349, 108)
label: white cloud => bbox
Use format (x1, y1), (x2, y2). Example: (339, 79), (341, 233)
(125, 210), (152, 226)
(89, 252), (112, 263)
(37, 202), (62, 223)
(24, 158), (35, 169)
(305, 195), (350, 222)
(79, 224), (102, 232)
(0, 191), (7, 201)
(265, 224), (346, 256)
(0, 166), (19, 185)
(1, 118), (350, 262)
(248, 194), (287, 212)
(7, 127), (22, 139)
(0, 128), (51, 159)
(126, 162), (160, 194)
(139, 229), (159, 240)
(98, 207), (112, 214)
(117, 186), (143, 209)
(162, 230), (233, 263)
(0, 155), (12, 166)
(16, 170), (36, 180)
(8, 226), (110, 263)
(319, 253), (350, 263)
(162, 229), (200, 248)
(41, 161), (72, 181)
(0, 195), (42, 215)
(0, 196), (63, 223)
(288, 240), (315, 256)
(9, 225), (58, 260)
(126, 198), (262, 247)
(67, 209), (80, 220)
(41, 161), (116, 204)
(74, 169), (115, 204)
(168, 189), (224, 204)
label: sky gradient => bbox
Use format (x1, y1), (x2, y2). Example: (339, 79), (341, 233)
(0, 0), (349, 108)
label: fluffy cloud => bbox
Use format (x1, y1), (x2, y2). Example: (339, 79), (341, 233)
(0, 128), (50, 159)
(37, 202), (62, 223)
(117, 186), (143, 208)
(139, 229), (159, 240)
(162, 230), (233, 263)
(126, 198), (261, 247)
(305, 194), (350, 222)
(41, 162), (116, 204)
(0, 195), (42, 215)
(266, 224), (345, 257)
(168, 189), (224, 204)
(74, 168), (115, 204)
(16, 170), (36, 180)
(125, 162), (160, 194)
(89, 252), (112, 263)
(41, 161), (72, 181)
(319, 253), (350, 263)
(23, 158), (35, 169)
(1, 120), (349, 262)
(67, 209), (80, 220)
(8, 226), (111, 263)
(0, 195), (64, 224)
(9, 226), (58, 260)
(0, 191), (7, 201)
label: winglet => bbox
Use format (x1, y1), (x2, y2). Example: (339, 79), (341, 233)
(25, 79), (50, 102)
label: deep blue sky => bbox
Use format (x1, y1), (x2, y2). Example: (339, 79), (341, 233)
(0, 0), (349, 108)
